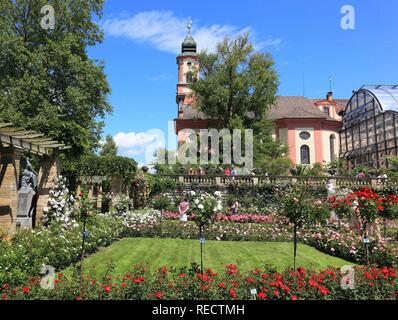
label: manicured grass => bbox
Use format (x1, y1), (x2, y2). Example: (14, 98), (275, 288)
(75, 238), (355, 276)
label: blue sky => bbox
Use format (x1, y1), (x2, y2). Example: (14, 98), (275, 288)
(88, 0), (398, 165)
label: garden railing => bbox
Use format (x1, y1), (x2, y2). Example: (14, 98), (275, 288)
(159, 174), (398, 189)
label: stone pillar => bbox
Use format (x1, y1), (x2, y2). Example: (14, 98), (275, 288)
(111, 176), (123, 196)
(96, 184), (103, 212)
(88, 183), (94, 200)
(0, 147), (21, 234)
(36, 152), (61, 225)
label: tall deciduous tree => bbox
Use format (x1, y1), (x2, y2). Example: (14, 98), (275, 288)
(0, 0), (111, 156)
(100, 134), (118, 157)
(190, 33), (279, 129)
(190, 33), (289, 170)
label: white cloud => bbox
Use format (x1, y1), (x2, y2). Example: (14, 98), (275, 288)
(113, 131), (165, 161)
(103, 10), (282, 54)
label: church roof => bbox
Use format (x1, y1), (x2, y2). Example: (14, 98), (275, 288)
(268, 96), (346, 121)
(178, 96), (348, 122)
(181, 33), (197, 54)
(181, 18), (197, 55)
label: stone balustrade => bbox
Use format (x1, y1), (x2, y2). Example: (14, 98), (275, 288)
(160, 174), (398, 189)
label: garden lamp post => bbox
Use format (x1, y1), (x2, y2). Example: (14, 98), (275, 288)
(362, 223), (370, 265)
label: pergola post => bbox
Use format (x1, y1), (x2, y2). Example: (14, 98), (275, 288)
(111, 176), (123, 196)
(0, 146), (21, 233)
(88, 182), (94, 200)
(96, 184), (103, 212)
(36, 151), (61, 225)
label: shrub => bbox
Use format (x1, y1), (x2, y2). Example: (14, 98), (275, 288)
(152, 195), (175, 211)
(112, 195), (133, 216)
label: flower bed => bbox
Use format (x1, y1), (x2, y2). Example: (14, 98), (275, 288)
(301, 223), (398, 267)
(0, 214), (125, 286)
(162, 211), (274, 224)
(2, 264), (397, 300)
(2, 208), (398, 289)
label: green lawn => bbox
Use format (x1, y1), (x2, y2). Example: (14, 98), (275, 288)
(75, 238), (355, 276)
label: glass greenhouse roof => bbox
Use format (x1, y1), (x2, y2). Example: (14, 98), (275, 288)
(362, 85), (398, 112)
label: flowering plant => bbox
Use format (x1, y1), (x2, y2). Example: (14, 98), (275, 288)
(327, 188), (354, 220)
(3, 264), (398, 300)
(189, 191), (223, 228)
(282, 186), (329, 269)
(379, 195), (398, 220)
(352, 187), (384, 225)
(282, 187), (327, 228)
(42, 176), (76, 228)
(112, 194), (134, 216)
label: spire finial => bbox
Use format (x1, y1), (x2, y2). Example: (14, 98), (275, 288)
(329, 75), (333, 92)
(187, 17), (192, 33)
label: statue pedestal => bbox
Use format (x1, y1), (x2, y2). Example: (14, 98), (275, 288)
(16, 217), (33, 229)
(16, 188), (35, 230)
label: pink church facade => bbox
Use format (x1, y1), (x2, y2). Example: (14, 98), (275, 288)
(268, 94), (347, 165)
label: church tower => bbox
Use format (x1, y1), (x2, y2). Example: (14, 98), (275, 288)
(174, 18), (222, 144)
(176, 18), (199, 118)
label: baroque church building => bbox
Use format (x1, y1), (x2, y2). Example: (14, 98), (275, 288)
(173, 21), (398, 169)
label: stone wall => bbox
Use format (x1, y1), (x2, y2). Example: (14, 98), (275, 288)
(36, 152), (61, 225)
(0, 147), (21, 234)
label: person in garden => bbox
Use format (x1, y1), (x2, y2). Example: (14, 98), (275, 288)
(178, 197), (189, 222)
(326, 180), (337, 220)
(224, 167), (231, 183)
(231, 200), (240, 215)
(356, 170), (365, 180)
(230, 166), (237, 182)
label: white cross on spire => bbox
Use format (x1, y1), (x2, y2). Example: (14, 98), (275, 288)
(187, 17), (192, 32)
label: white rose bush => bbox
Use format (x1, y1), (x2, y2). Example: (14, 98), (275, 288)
(42, 176), (76, 228)
(189, 191), (223, 228)
(188, 191), (224, 275)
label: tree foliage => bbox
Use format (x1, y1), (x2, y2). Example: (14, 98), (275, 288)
(0, 0), (111, 156)
(100, 134), (118, 157)
(64, 155), (137, 180)
(190, 33), (279, 129)
(189, 33), (288, 169)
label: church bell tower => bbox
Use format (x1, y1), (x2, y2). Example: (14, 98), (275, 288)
(176, 18), (199, 118)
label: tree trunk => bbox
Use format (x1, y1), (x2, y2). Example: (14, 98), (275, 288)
(383, 217), (387, 239)
(200, 225), (204, 277)
(293, 224), (297, 271)
(363, 222), (369, 265)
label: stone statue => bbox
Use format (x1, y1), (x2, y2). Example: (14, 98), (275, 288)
(17, 158), (37, 227)
(20, 159), (38, 191)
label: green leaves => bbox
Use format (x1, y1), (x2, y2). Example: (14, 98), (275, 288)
(0, 0), (111, 157)
(100, 135), (118, 157)
(190, 33), (278, 128)
(188, 33), (286, 169)
(283, 186), (329, 227)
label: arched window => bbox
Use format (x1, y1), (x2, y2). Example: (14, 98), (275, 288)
(300, 145), (310, 164)
(330, 134), (336, 161)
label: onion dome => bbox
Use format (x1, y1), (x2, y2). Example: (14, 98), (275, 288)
(181, 17), (197, 54)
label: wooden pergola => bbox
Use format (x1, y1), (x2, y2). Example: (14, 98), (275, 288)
(0, 122), (69, 233)
(0, 122), (69, 154)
